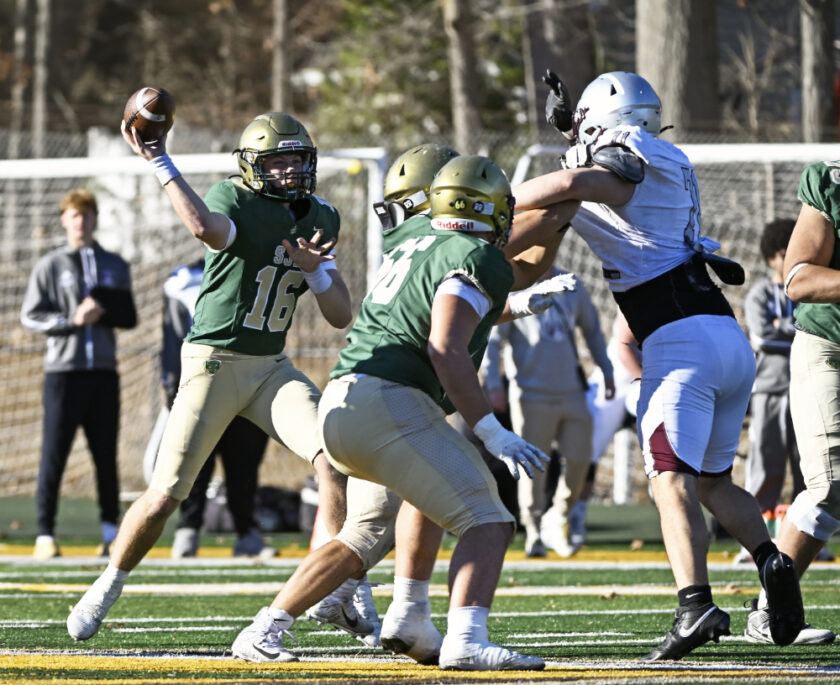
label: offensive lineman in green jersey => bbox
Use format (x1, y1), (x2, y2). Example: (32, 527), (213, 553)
(751, 160), (840, 645)
(67, 112), (360, 643)
(230, 144), (578, 665)
(232, 155), (578, 671)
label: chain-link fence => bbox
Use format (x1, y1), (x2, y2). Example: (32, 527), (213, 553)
(1, 126), (836, 504)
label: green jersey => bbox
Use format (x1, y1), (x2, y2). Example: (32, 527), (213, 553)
(794, 161), (840, 345)
(332, 214), (513, 408)
(186, 179), (340, 355)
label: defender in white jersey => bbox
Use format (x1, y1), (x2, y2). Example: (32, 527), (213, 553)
(518, 70), (804, 660)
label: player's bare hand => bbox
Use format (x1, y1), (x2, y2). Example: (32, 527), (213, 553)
(282, 229), (336, 273)
(121, 120), (167, 161)
(73, 296), (105, 326)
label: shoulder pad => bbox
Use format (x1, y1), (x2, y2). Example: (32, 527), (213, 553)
(592, 145), (645, 184)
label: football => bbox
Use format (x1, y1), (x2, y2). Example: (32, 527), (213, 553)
(122, 86), (175, 143)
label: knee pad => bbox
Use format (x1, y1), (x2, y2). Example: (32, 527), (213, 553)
(786, 490), (840, 542)
(336, 518), (396, 571)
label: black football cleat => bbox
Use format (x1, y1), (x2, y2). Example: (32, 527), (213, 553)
(642, 604), (731, 661)
(761, 551), (805, 646)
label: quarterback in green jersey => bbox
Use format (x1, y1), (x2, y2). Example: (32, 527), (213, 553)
(68, 112), (359, 644)
(764, 160), (840, 646)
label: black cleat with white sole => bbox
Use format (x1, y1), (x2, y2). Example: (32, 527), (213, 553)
(642, 604), (731, 661)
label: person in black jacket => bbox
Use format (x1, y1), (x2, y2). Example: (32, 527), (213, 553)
(21, 189), (137, 560)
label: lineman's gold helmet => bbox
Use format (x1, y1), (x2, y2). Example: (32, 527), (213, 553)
(429, 155), (514, 247)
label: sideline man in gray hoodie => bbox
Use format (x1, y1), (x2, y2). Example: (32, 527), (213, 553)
(21, 189), (137, 560)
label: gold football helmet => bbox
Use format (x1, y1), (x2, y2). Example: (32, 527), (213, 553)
(374, 143), (459, 230)
(234, 113), (317, 200)
(429, 155), (514, 247)
(384, 143), (459, 213)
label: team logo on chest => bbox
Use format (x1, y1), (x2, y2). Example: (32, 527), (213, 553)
(273, 245), (294, 266)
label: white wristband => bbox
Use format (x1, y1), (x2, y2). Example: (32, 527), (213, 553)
(303, 264), (332, 294)
(472, 413), (505, 445)
(149, 153), (181, 187)
(784, 262), (809, 298)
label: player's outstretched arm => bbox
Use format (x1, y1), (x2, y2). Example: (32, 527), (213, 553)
(513, 166), (633, 212)
(504, 202), (578, 291)
(121, 122), (232, 250)
(282, 231), (352, 329)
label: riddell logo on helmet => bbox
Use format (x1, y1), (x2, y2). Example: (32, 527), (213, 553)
(279, 140), (303, 147)
(432, 218), (475, 230)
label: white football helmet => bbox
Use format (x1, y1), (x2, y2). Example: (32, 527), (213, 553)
(572, 71), (661, 145)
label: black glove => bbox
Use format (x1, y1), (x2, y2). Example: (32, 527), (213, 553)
(542, 69), (574, 136)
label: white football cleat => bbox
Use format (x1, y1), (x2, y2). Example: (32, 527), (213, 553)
(231, 607), (298, 663)
(439, 635), (545, 671)
(744, 598), (835, 645)
(306, 592), (375, 638)
(67, 578), (123, 641)
(380, 600), (443, 665)
(352, 578), (382, 648)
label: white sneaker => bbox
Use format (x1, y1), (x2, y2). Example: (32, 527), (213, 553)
(352, 579), (382, 648)
(380, 600), (443, 665)
(171, 528), (199, 559)
(231, 607), (298, 662)
(306, 592), (375, 638)
(542, 519), (579, 557)
(33, 535), (60, 560)
(67, 578), (123, 641)
(744, 598), (835, 645)
(439, 635), (545, 671)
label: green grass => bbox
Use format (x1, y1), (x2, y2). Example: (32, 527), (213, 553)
(1, 497), (838, 683)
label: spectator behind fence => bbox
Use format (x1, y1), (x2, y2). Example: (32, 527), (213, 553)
(21, 189), (137, 560)
(736, 219), (805, 564)
(159, 258), (273, 559)
(482, 267), (614, 558)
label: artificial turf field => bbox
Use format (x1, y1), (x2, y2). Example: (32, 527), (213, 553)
(1, 497), (838, 684)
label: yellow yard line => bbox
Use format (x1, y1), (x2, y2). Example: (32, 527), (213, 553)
(0, 654), (835, 684)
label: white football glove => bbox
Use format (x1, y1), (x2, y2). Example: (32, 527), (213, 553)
(473, 413), (549, 480)
(508, 272), (577, 319)
(561, 142), (593, 170)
